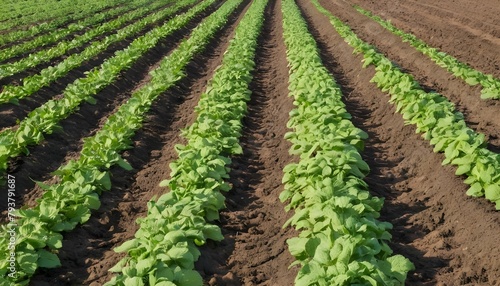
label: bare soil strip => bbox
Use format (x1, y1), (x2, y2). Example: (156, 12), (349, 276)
(0, 3), (220, 217)
(297, 0), (500, 284)
(347, 0), (500, 78)
(27, 0), (252, 284)
(404, 0), (500, 34)
(321, 0), (500, 151)
(196, 0), (299, 285)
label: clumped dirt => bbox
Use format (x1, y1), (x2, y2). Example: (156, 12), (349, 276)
(2, 0), (500, 285)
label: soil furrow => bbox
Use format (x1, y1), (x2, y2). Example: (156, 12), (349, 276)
(404, 0), (500, 29)
(1, 2), (219, 214)
(27, 0), (251, 284)
(196, 0), (298, 285)
(321, 0), (500, 151)
(296, 0), (500, 284)
(347, 0), (500, 78)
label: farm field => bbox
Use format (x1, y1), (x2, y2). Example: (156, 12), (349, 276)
(0, 0), (499, 285)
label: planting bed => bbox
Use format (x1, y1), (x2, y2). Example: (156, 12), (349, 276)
(0, 0), (499, 285)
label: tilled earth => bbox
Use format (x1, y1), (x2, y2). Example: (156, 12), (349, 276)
(3, 0), (498, 285)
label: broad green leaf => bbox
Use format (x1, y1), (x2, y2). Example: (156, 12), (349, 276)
(136, 257), (155, 277)
(175, 268), (203, 286)
(155, 282), (176, 286)
(159, 179), (169, 187)
(455, 164), (471, 176)
(288, 237), (308, 258)
(305, 237), (321, 258)
(117, 157), (133, 171)
(466, 182), (483, 197)
(109, 257), (128, 273)
(465, 77), (479, 85)
(124, 277), (144, 286)
(484, 184), (500, 201)
(46, 233), (63, 249)
(202, 225), (224, 241)
(384, 255), (415, 282)
(167, 244), (190, 260)
(115, 239), (139, 253)
(37, 249), (61, 268)
(18, 250), (38, 275)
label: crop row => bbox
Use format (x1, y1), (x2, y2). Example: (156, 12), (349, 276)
(311, 0), (500, 209)
(106, 0), (268, 284)
(353, 5), (500, 100)
(0, 0), (203, 177)
(280, 0), (414, 284)
(0, 0), (125, 32)
(0, 0), (231, 283)
(0, 0), (98, 23)
(0, 0), (129, 46)
(0, 0), (175, 79)
(0, 0), (188, 105)
(0, 0), (159, 63)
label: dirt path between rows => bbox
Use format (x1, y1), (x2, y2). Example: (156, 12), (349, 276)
(196, 0), (298, 284)
(402, 0), (500, 35)
(27, 0), (251, 284)
(347, 0), (500, 78)
(298, 0), (500, 284)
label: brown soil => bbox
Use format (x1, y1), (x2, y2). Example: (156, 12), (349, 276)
(320, 0), (500, 154)
(347, 0), (500, 78)
(1, 0), (500, 285)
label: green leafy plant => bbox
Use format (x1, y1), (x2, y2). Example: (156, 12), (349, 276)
(0, 0), (159, 63)
(0, 0), (176, 79)
(0, 0), (125, 33)
(280, 0), (414, 284)
(106, 0), (268, 284)
(0, 0), (132, 45)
